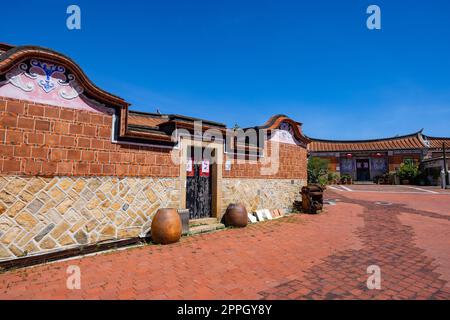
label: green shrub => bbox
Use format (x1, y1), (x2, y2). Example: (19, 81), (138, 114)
(328, 172), (340, 184)
(398, 162), (419, 181)
(307, 157), (329, 184)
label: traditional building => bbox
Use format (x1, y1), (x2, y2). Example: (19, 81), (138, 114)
(308, 131), (450, 182)
(0, 43), (309, 264)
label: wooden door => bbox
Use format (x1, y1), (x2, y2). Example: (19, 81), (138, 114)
(356, 159), (370, 181)
(186, 150), (212, 220)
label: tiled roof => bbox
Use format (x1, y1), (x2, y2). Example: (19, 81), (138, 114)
(128, 113), (170, 128)
(308, 131), (427, 152)
(423, 136), (450, 149)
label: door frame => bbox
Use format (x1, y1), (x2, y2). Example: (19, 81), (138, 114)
(179, 138), (223, 220)
(355, 158), (371, 181)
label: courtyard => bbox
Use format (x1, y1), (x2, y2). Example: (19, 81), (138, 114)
(0, 185), (449, 300)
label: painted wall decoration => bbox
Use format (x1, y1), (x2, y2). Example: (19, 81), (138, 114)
(0, 59), (113, 114)
(270, 121), (302, 145)
(371, 158), (387, 171)
(340, 158), (355, 173)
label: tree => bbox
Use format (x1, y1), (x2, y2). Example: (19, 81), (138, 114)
(307, 157), (330, 184)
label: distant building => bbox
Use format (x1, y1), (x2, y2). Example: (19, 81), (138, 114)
(307, 130), (450, 182)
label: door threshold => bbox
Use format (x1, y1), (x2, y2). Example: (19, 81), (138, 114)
(189, 217), (218, 227)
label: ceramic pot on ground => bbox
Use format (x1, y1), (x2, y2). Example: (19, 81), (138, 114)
(223, 203), (248, 228)
(151, 208), (182, 244)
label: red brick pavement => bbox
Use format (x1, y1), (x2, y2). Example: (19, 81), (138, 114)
(0, 189), (449, 300)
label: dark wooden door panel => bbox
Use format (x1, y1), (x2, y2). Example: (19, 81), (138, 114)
(356, 159), (371, 181)
(186, 163), (212, 219)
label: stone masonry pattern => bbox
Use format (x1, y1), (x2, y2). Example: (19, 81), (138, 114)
(222, 178), (306, 212)
(0, 176), (179, 261)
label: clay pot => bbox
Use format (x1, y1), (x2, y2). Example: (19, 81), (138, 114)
(151, 208), (182, 244)
(223, 203), (248, 228)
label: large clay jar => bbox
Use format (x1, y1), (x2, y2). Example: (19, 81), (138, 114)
(223, 203), (248, 228)
(151, 208), (182, 245)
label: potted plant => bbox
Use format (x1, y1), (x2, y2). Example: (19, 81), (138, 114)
(340, 174), (352, 185)
(327, 172), (340, 185)
(389, 171), (399, 185)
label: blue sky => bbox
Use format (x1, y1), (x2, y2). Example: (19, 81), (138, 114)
(2, 0), (450, 139)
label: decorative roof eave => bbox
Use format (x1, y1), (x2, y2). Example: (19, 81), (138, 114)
(0, 43), (15, 53)
(124, 130), (173, 142)
(0, 45), (129, 109)
(422, 135), (450, 150)
(255, 114), (311, 145)
(307, 129), (424, 144)
(306, 130), (430, 152)
(174, 121), (228, 134)
(308, 148), (423, 154)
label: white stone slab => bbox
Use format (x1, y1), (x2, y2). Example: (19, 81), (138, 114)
(262, 209), (273, 220)
(248, 213), (257, 223)
(255, 210), (265, 221)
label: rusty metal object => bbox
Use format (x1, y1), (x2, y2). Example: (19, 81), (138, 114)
(301, 185), (324, 214)
(177, 209), (190, 235)
(151, 208), (182, 244)
(223, 203), (248, 228)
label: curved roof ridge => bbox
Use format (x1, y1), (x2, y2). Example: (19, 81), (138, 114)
(422, 134), (450, 140)
(307, 129), (424, 144)
(0, 45), (128, 107)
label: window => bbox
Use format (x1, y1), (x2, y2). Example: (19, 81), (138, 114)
(403, 158), (417, 165)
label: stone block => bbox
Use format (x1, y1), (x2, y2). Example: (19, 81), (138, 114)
(118, 227), (141, 239)
(50, 221), (70, 239)
(4, 178), (27, 195)
(0, 191), (15, 205)
(26, 198), (44, 214)
(57, 198), (74, 214)
(34, 223), (55, 242)
(6, 201), (25, 218)
(1, 226), (22, 245)
(15, 212), (38, 231)
(100, 225), (116, 237)
(26, 178), (46, 194)
(9, 244), (25, 257)
(39, 237), (57, 250)
(0, 244), (11, 258)
(58, 178), (73, 191)
(48, 187), (66, 204)
(74, 230), (88, 244)
(24, 241), (39, 254)
(58, 234), (75, 246)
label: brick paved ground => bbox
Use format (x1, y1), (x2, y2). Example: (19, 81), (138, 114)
(0, 186), (449, 300)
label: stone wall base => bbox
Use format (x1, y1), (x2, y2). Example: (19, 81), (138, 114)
(0, 176), (179, 261)
(0, 175), (306, 263)
(221, 178), (306, 213)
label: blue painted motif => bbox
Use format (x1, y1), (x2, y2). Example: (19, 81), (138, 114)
(30, 60), (65, 93)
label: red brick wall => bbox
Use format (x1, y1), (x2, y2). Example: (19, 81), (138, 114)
(0, 98), (178, 177)
(388, 154), (421, 171)
(223, 142), (307, 179)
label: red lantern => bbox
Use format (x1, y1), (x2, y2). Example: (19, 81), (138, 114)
(346, 153), (353, 158)
(373, 153), (383, 158)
